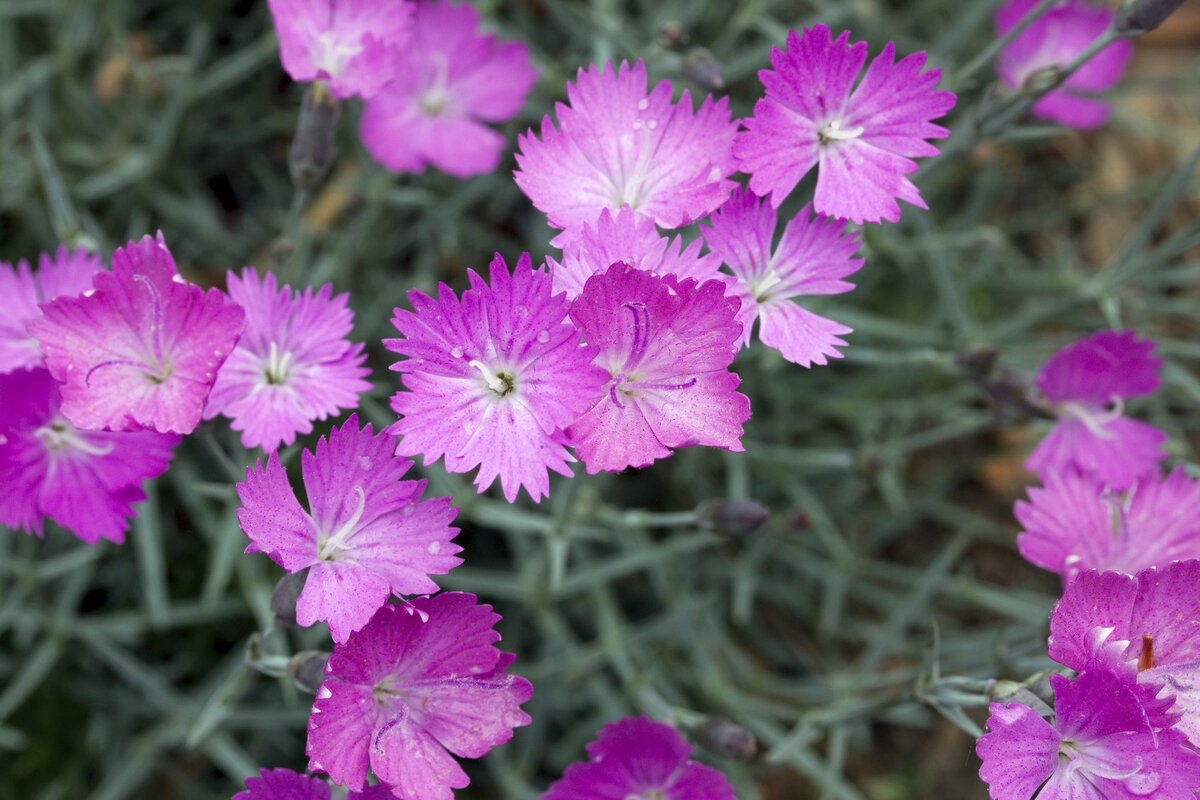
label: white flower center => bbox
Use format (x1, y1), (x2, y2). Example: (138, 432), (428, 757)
(262, 341), (294, 387)
(312, 31), (361, 78)
(1058, 395), (1125, 439)
(418, 53), (452, 116)
(818, 119), (865, 144)
(469, 360), (516, 398)
(34, 419), (114, 456)
(317, 486), (366, 560)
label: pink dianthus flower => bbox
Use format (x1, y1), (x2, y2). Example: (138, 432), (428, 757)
(733, 24), (956, 224)
(386, 253), (607, 502)
(0, 368), (178, 544)
(977, 664), (1200, 799)
(1026, 330), (1166, 491)
(236, 415), (460, 643)
(996, 0), (1134, 130)
(543, 716), (736, 800)
(701, 189), (864, 367)
(204, 268), (370, 452)
(29, 234), (245, 435)
(360, 0), (536, 177)
(514, 60), (738, 245)
(306, 593), (532, 800)
(267, 0), (413, 100)
(1015, 467), (1200, 582)
(0, 245), (104, 374)
(545, 206), (722, 300)
(1049, 561), (1200, 748)
(566, 263), (750, 473)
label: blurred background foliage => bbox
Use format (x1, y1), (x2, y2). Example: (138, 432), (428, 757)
(1, 0), (1199, 798)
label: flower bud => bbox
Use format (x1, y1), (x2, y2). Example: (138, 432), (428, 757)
(681, 48), (725, 92)
(1116, 0), (1188, 35)
(688, 716), (757, 760)
(698, 499), (769, 537)
(288, 650), (330, 693)
(270, 568), (309, 627)
(289, 83), (340, 192)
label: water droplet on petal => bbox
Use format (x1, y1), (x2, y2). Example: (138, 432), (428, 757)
(427, 541), (441, 554)
(358, 456), (372, 470)
(1126, 771), (1162, 796)
(450, 346), (464, 359)
(637, 98), (649, 111)
(515, 305), (529, 319)
(403, 505), (414, 517)
(646, 119), (658, 130)
(536, 330), (550, 344)
(462, 419), (476, 434)
(632, 120), (643, 131)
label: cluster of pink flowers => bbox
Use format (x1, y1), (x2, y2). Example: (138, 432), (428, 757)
(975, 330), (1200, 797)
(0, 233), (376, 546)
(269, 0), (537, 178)
(377, 22), (958, 505)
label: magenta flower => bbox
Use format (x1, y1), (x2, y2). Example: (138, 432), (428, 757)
(543, 716), (736, 800)
(514, 60), (738, 245)
(566, 264), (750, 473)
(733, 24), (956, 224)
(1015, 467), (1200, 582)
(1049, 561), (1200, 747)
(546, 206), (723, 299)
(0, 368), (177, 544)
(267, 0), (413, 100)
(233, 768), (329, 800)
(236, 415), (460, 643)
(976, 665), (1200, 799)
(233, 768), (391, 799)
(996, 0), (1135, 129)
(1026, 330), (1166, 491)
(306, 593), (532, 800)
(28, 234), (245, 435)
(701, 189), (863, 367)
(0, 245), (104, 374)
(204, 268), (370, 452)
(360, 0), (536, 177)
(386, 253), (607, 502)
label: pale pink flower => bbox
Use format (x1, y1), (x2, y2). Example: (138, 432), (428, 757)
(1027, 330), (1166, 491)
(514, 60), (738, 245)
(204, 268), (370, 452)
(0, 245), (104, 374)
(701, 188), (863, 367)
(268, 0), (413, 99)
(386, 253), (607, 502)
(236, 415), (460, 643)
(733, 24), (956, 224)
(360, 0), (536, 177)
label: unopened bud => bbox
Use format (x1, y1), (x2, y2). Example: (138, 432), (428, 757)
(289, 83), (340, 191)
(681, 48), (725, 92)
(1116, 0), (1188, 35)
(288, 650), (330, 693)
(270, 568), (309, 627)
(698, 499), (769, 537)
(689, 716), (757, 761)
